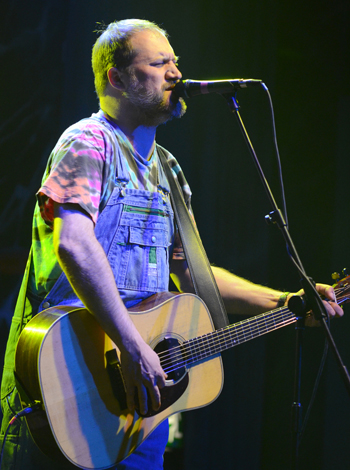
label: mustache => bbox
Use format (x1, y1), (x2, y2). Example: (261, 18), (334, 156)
(164, 80), (181, 92)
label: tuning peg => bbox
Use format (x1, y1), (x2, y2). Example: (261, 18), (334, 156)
(332, 272), (341, 282)
(342, 268), (348, 277)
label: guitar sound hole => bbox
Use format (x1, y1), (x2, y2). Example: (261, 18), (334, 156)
(135, 337), (189, 418)
(154, 336), (186, 384)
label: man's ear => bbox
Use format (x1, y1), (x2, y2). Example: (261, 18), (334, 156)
(107, 67), (126, 91)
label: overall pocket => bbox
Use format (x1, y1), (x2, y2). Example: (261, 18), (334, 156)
(110, 218), (171, 292)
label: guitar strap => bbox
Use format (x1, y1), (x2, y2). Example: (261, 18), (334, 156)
(158, 147), (229, 330)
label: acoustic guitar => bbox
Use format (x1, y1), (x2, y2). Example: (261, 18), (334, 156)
(15, 277), (350, 469)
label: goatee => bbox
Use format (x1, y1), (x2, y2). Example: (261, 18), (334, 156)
(124, 76), (187, 126)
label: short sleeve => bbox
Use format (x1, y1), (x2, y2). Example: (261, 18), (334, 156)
(37, 121), (111, 227)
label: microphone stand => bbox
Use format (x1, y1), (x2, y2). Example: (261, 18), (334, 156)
(222, 89), (350, 470)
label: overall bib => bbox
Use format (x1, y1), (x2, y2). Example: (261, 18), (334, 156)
(1, 144), (175, 470)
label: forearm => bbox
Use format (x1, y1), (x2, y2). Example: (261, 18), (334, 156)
(171, 260), (282, 316)
(211, 266), (282, 316)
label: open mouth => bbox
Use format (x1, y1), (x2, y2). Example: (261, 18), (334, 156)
(165, 83), (177, 92)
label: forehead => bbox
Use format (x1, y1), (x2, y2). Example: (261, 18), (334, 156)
(129, 30), (175, 63)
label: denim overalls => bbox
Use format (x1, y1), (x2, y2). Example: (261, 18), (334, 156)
(0, 143), (175, 469)
(37, 146), (175, 312)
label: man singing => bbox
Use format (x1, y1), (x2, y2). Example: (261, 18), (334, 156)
(0, 19), (342, 469)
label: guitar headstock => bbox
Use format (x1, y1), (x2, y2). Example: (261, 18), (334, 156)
(332, 269), (350, 306)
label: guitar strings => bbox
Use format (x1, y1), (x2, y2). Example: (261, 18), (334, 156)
(160, 287), (349, 373)
(161, 287), (349, 373)
(334, 286), (349, 304)
(158, 288), (348, 373)
(160, 302), (318, 372)
(160, 309), (295, 373)
(159, 286), (349, 374)
(158, 307), (295, 373)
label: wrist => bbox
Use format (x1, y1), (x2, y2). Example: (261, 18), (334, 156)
(277, 292), (290, 308)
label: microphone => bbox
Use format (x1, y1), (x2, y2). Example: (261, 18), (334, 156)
(173, 79), (263, 98)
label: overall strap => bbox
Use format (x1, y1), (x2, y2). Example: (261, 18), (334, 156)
(157, 148), (229, 330)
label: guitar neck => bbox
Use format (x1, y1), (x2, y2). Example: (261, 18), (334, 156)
(161, 307), (296, 372)
(159, 278), (350, 374)
(191, 307), (296, 361)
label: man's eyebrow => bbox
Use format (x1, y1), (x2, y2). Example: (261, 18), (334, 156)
(157, 52), (180, 62)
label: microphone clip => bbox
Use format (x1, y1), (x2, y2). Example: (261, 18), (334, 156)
(222, 93), (240, 113)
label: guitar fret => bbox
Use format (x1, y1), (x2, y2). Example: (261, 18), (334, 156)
(207, 332), (215, 356)
(223, 328), (232, 349)
(263, 314), (269, 332)
(250, 316), (260, 338)
(186, 338), (198, 364)
(231, 324), (239, 346)
(219, 329), (231, 352)
(272, 313), (276, 328)
(278, 309), (285, 326)
(200, 333), (209, 359)
(207, 331), (216, 355)
(191, 337), (201, 362)
(240, 321), (246, 342)
(205, 330), (218, 356)
(255, 316), (265, 336)
(264, 313), (271, 332)
(247, 320), (253, 339)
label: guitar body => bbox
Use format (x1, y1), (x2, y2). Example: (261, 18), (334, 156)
(15, 292), (223, 469)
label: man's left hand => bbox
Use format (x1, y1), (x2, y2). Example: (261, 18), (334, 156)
(289, 283), (344, 326)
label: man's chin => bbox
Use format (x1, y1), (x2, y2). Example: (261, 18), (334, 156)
(173, 97), (187, 119)
(166, 97), (187, 121)
(127, 92), (187, 126)
(144, 98), (187, 127)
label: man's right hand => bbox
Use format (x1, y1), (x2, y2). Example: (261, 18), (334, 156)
(119, 338), (167, 415)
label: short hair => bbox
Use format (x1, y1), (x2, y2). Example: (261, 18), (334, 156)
(92, 19), (168, 98)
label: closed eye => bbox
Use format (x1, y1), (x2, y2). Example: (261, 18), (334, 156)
(151, 56), (180, 68)
(151, 61), (167, 67)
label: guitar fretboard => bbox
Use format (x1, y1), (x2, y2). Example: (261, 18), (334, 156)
(160, 307), (296, 374)
(159, 280), (350, 374)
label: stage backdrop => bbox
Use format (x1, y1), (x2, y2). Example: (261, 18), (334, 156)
(1, 1), (349, 469)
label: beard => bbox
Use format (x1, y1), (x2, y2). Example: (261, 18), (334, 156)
(123, 73), (187, 126)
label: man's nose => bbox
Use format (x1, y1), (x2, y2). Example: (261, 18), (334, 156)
(166, 63), (182, 81)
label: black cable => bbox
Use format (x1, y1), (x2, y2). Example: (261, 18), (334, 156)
(261, 83), (289, 229)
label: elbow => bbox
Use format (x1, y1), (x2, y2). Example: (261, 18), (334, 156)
(53, 221), (81, 265)
(53, 208), (96, 266)
(54, 235), (75, 265)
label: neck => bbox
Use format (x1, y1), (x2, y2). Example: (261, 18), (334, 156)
(119, 123), (156, 161)
(101, 99), (157, 161)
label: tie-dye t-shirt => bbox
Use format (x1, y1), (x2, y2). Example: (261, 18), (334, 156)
(30, 110), (192, 297)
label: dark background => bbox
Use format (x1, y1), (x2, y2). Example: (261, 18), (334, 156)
(1, 1), (349, 469)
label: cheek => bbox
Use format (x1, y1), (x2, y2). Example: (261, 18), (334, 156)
(134, 70), (149, 82)
(133, 69), (163, 87)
